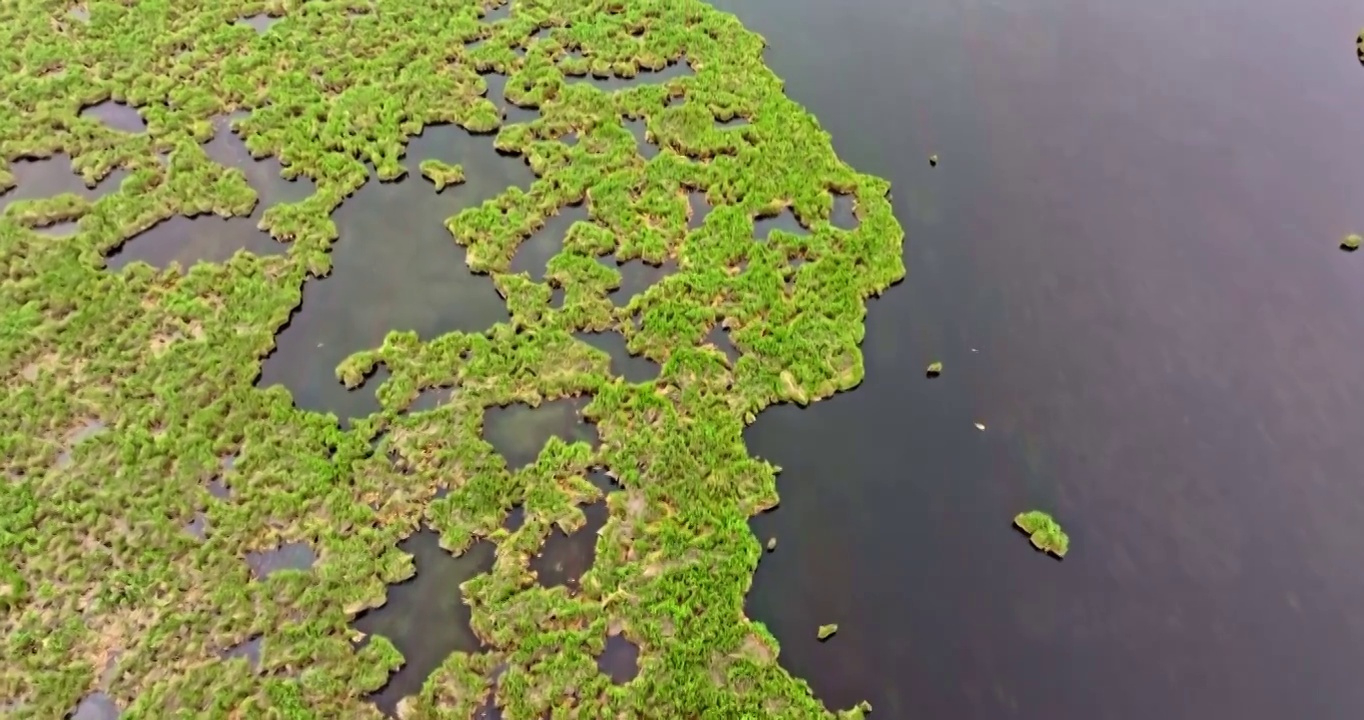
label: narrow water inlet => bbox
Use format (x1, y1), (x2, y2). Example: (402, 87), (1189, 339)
(529, 500), (610, 590)
(353, 528), (496, 717)
(574, 331), (660, 383)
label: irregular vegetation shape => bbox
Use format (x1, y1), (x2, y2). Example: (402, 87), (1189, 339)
(1014, 510), (1070, 558)
(0, 0), (904, 718)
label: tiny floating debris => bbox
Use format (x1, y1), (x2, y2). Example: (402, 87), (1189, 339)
(765, 537), (777, 552)
(928, 154), (939, 167)
(1014, 510), (1069, 559)
(817, 623), (838, 641)
(1342, 233), (1361, 252)
(925, 361), (942, 378)
(973, 422), (985, 431)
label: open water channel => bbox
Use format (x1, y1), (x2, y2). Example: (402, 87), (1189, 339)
(9, 0), (1364, 717)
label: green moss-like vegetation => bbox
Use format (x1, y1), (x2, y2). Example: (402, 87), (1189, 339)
(925, 361), (942, 377)
(0, 0), (903, 717)
(1343, 233), (1361, 251)
(1014, 510), (1069, 558)
(418, 159), (467, 191)
(817, 624), (838, 640)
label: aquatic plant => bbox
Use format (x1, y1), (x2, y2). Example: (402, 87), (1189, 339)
(0, 0), (903, 717)
(418, 160), (467, 192)
(1342, 233), (1361, 251)
(1014, 510), (1069, 558)
(766, 537), (777, 551)
(928, 154), (939, 167)
(925, 361), (942, 377)
(817, 624), (838, 640)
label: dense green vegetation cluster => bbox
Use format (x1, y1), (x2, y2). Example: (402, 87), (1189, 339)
(0, 0), (904, 717)
(1014, 511), (1069, 558)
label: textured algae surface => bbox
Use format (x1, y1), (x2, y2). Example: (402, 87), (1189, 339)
(0, 0), (905, 717)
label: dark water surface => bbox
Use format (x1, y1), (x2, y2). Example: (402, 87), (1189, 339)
(707, 0), (1364, 717)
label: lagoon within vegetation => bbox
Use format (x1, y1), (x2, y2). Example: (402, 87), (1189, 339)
(0, 0), (905, 717)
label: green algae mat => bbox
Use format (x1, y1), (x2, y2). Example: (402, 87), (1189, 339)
(0, 0), (904, 716)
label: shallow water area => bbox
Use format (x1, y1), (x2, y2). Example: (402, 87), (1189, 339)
(68, 691), (119, 720)
(595, 634), (640, 684)
(753, 208), (808, 241)
(353, 529), (497, 716)
(483, 396), (597, 469)
(530, 500), (609, 590)
(705, 325), (741, 366)
(482, 73), (540, 126)
(575, 331), (659, 383)
(105, 113), (313, 271)
(0, 155), (128, 218)
(56, 419), (106, 469)
(80, 101), (146, 134)
(606, 257), (678, 305)
(245, 541), (316, 580)
(258, 123), (532, 422)
(508, 202), (590, 280)
(236, 13), (282, 34)
(622, 118), (661, 160)
(222, 636), (263, 670)
(563, 58), (694, 93)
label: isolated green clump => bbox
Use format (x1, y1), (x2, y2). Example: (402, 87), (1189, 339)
(925, 361), (942, 377)
(0, 0), (904, 718)
(817, 624), (838, 640)
(418, 159), (466, 191)
(1014, 510), (1069, 558)
(1342, 233), (1361, 251)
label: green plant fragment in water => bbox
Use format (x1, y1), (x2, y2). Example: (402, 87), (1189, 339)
(418, 159), (466, 191)
(1014, 510), (1070, 558)
(817, 624), (838, 640)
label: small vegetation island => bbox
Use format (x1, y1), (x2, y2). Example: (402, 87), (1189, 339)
(0, 0), (904, 717)
(1014, 511), (1070, 559)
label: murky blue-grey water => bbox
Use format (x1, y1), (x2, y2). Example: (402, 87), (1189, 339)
(712, 0), (1364, 716)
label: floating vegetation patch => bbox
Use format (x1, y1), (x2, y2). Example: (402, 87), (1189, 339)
(1342, 233), (1361, 251)
(0, 0), (904, 715)
(1014, 510), (1070, 558)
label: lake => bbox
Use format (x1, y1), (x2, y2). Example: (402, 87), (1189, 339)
(712, 0), (1364, 717)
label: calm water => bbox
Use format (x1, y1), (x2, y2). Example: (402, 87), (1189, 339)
(711, 0), (1364, 717)
(13, 0), (1364, 716)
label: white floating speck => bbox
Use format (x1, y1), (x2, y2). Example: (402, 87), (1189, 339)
(974, 422), (986, 431)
